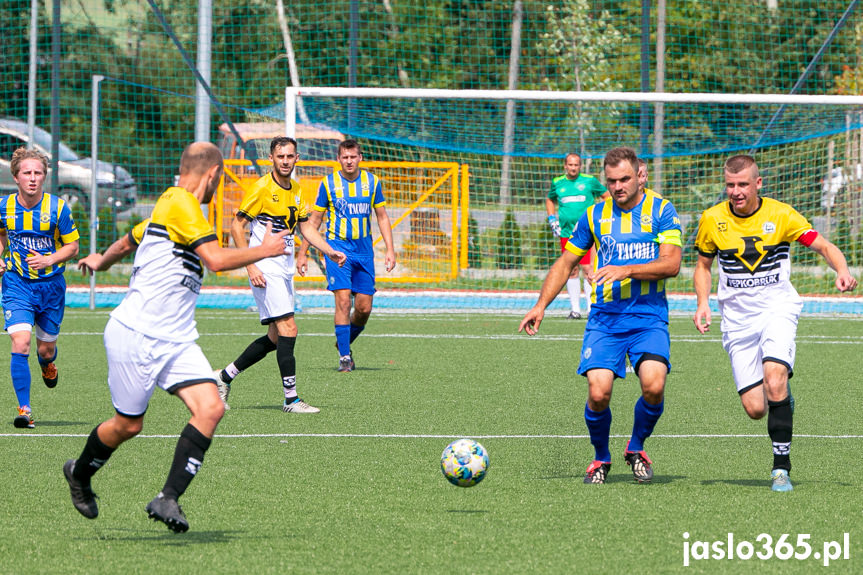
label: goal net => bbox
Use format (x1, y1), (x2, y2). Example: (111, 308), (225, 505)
(270, 86), (863, 314)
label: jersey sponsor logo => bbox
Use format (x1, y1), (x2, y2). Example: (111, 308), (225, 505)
(180, 275), (202, 294)
(599, 217), (615, 224)
(560, 195), (587, 203)
(736, 235), (767, 273)
(616, 242), (656, 261)
(726, 273), (780, 288)
(15, 234), (53, 253)
(337, 200), (371, 216)
(599, 236), (617, 266)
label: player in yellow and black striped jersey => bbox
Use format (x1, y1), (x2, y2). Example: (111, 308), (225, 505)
(693, 154), (857, 493)
(65, 142), (295, 532)
(213, 137), (345, 414)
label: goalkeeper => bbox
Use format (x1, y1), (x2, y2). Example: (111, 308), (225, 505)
(545, 153), (607, 318)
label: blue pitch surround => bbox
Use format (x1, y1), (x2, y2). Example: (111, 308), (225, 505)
(65, 288), (863, 315)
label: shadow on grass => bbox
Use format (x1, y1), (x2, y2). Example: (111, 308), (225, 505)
(85, 528), (247, 545)
(33, 420), (88, 427)
(540, 474), (687, 485)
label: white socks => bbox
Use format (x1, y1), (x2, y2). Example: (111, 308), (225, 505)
(566, 278), (581, 313)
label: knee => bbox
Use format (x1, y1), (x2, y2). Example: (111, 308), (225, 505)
(587, 390), (611, 411)
(638, 377), (666, 404)
(117, 418), (144, 439)
(202, 395), (226, 423)
(641, 387), (664, 404)
(744, 405), (766, 420)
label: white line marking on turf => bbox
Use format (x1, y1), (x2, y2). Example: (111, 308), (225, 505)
(2, 433), (863, 439)
(55, 331), (863, 344)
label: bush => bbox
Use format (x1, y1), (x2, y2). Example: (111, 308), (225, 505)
(495, 209), (523, 269)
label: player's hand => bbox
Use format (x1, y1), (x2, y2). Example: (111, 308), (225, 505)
(693, 305), (711, 334)
(296, 251), (308, 277)
(247, 263), (266, 287)
(836, 272), (857, 292)
(590, 264), (629, 286)
(0, 258), (6, 275)
(260, 223), (291, 257)
(518, 307), (545, 336)
(385, 249), (396, 272)
(328, 250), (347, 267)
(548, 215), (561, 238)
(77, 253), (104, 275)
(26, 252), (53, 271)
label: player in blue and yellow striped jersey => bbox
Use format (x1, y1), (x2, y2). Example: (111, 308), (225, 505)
(297, 139), (396, 373)
(0, 148), (79, 429)
(520, 147), (683, 485)
(693, 154), (857, 492)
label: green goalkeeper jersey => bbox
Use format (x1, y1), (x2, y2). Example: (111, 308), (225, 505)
(548, 173), (606, 238)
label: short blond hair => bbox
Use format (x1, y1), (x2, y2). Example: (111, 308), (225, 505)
(724, 154), (759, 178)
(10, 148), (48, 177)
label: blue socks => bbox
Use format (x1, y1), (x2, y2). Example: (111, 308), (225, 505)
(335, 324), (351, 356)
(584, 404), (612, 462)
(11, 352), (31, 408)
(628, 396), (664, 452)
(349, 323), (365, 344)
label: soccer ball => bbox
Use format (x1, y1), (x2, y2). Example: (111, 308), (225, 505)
(440, 438), (489, 487)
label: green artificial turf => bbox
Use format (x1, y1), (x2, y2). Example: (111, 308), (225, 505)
(1, 311), (861, 574)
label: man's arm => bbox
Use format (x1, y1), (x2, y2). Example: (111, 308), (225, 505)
(78, 234), (136, 274)
(0, 229), (7, 274)
(692, 253), (715, 334)
(195, 223), (290, 273)
(296, 209), (325, 277)
(298, 219), (346, 267)
(374, 205), (396, 272)
(27, 240), (79, 271)
(230, 215), (267, 288)
(590, 243), (682, 286)
(518, 249), (581, 335)
(807, 234), (858, 292)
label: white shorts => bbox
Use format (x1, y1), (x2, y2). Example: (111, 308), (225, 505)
(722, 312), (798, 394)
(251, 275), (295, 324)
(104, 317), (216, 416)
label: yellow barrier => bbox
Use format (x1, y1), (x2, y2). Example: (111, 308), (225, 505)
(212, 160), (467, 283)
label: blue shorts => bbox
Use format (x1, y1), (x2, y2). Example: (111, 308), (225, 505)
(2, 272), (66, 336)
(324, 249), (376, 295)
(578, 324), (671, 379)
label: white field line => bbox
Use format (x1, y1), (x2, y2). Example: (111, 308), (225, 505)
(54, 331), (863, 344)
(2, 433), (862, 439)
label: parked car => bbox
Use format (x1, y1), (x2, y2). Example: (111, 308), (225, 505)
(0, 117), (137, 212)
(214, 121), (345, 247)
(217, 121), (345, 164)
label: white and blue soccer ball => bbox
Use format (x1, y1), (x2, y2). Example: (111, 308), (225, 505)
(441, 438), (489, 487)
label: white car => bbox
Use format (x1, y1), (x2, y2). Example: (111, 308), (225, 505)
(0, 117), (137, 212)
(822, 164), (863, 210)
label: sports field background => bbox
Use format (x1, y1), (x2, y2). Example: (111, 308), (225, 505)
(1, 310), (861, 574)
